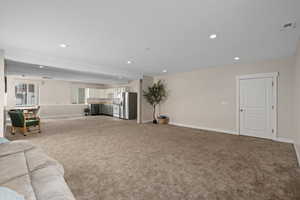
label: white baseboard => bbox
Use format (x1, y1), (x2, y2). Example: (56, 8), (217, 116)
(274, 137), (294, 144)
(169, 122), (297, 144)
(169, 122), (238, 135)
(294, 144), (300, 167)
(142, 120), (153, 124)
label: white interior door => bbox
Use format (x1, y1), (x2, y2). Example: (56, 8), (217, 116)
(239, 77), (274, 139)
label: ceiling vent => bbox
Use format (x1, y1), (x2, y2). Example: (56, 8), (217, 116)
(42, 76), (52, 79)
(281, 22), (296, 31)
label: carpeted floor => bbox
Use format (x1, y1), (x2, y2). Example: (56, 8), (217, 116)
(6, 116), (300, 200)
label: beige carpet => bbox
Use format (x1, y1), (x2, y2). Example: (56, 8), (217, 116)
(6, 116), (300, 200)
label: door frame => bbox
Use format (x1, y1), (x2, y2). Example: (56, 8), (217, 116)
(236, 72), (279, 140)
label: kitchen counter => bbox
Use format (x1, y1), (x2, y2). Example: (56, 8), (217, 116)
(90, 103), (120, 117)
(87, 98), (120, 105)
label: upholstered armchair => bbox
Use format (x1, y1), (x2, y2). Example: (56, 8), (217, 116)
(8, 110), (41, 136)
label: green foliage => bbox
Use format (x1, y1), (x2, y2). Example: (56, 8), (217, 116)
(143, 80), (167, 107)
(143, 80), (167, 122)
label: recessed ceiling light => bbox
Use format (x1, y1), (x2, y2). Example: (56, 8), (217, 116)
(209, 34), (217, 39)
(59, 44), (68, 48)
(162, 69), (167, 73)
(234, 57), (240, 61)
(127, 60), (132, 64)
(39, 65), (44, 68)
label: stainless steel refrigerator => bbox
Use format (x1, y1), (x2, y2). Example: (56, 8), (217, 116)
(119, 92), (137, 120)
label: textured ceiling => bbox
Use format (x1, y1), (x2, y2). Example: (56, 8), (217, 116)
(1, 0), (300, 83)
(5, 60), (129, 84)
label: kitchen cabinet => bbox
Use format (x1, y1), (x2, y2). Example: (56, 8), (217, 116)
(88, 87), (129, 99)
(100, 104), (113, 116)
(90, 104), (100, 115)
(106, 88), (114, 98)
(98, 89), (105, 98)
(89, 88), (101, 98)
(89, 89), (106, 98)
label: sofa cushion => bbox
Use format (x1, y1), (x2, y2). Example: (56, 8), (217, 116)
(0, 141), (75, 200)
(0, 137), (9, 144)
(0, 140), (35, 157)
(25, 147), (64, 175)
(0, 152), (28, 184)
(0, 187), (25, 200)
(26, 119), (40, 127)
(1, 175), (36, 200)
(31, 166), (75, 200)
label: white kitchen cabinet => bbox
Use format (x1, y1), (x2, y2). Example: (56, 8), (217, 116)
(89, 88), (105, 98)
(98, 89), (105, 98)
(106, 88), (114, 98)
(88, 87), (129, 99)
(88, 88), (96, 98)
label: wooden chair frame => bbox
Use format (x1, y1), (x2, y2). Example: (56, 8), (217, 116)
(10, 112), (41, 136)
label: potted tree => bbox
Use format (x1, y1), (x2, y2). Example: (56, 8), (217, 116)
(143, 80), (167, 124)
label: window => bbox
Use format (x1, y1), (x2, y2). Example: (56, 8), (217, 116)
(78, 88), (86, 104)
(71, 88), (87, 104)
(15, 83), (38, 106)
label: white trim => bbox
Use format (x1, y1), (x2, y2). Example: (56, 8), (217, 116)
(142, 120), (153, 123)
(39, 104), (88, 106)
(236, 72), (278, 140)
(236, 76), (240, 135)
(40, 114), (84, 119)
(294, 144), (300, 167)
(169, 122), (237, 135)
(169, 122), (297, 145)
(274, 137), (294, 144)
(14, 81), (39, 107)
(5, 104), (89, 108)
(5, 113), (85, 124)
(273, 75), (278, 140)
(238, 72), (279, 80)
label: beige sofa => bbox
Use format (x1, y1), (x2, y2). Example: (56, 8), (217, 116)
(0, 140), (75, 200)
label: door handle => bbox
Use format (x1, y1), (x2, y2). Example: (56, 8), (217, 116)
(240, 109), (245, 112)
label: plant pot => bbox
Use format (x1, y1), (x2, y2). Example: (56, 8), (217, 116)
(158, 117), (169, 124)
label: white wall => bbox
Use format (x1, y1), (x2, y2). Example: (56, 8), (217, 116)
(40, 80), (71, 105)
(0, 50), (5, 137)
(39, 104), (88, 118)
(292, 39), (300, 163)
(155, 57), (294, 141)
(6, 76), (105, 118)
(141, 76), (154, 123)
